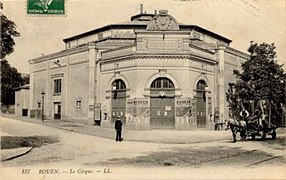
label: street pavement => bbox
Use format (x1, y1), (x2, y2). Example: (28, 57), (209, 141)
(1, 114), (231, 164)
(2, 114), (232, 144)
(1, 115), (286, 180)
(2, 114), (286, 165)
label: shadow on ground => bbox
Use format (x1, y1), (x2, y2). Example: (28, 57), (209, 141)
(263, 136), (286, 146)
(87, 145), (286, 168)
(1, 136), (59, 149)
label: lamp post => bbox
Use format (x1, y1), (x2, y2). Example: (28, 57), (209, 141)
(112, 83), (117, 99)
(41, 91), (45, 122)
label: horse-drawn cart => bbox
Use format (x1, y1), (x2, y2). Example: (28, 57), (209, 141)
(226, 118), (277, 142)
(245, 124), (276, 140)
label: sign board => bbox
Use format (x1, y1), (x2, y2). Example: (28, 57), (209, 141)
(176, 98), (191, 107)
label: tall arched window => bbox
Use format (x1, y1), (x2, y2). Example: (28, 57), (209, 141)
(196, 80), (207, 128)
(111, 79), (127, 124)
(196, 80), (207, 102)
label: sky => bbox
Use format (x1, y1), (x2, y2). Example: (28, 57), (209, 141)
(2, 0), (286, 73)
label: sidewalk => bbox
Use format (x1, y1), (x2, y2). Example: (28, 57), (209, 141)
(2, 114), (235, 144)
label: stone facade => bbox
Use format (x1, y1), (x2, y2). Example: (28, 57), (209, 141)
(29, 9), (249, 130)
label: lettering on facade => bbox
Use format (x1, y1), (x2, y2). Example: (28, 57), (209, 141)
(176, 98), (191, 107)
(133, 99), (149, 107)
(112, 30), (135, 38)
(147, 40), (181, 50)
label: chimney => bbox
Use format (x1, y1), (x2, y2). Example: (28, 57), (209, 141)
(155, 10), (157, 15)
(140, 4), (143, 14)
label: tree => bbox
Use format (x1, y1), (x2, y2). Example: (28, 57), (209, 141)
(1, 60), (24, 105)
(226, 42), (286, 127)
(1, 2), (23, 106)
(1, 2), (20, 58)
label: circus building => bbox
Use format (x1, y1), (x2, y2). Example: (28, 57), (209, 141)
(28, 7), (249, 130)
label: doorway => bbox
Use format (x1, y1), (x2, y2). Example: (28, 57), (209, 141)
(150, 77), (175, 129)
(196, 80), (207, 128)
(54, 102), (61, 120)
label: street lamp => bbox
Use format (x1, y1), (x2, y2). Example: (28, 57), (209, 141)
(205, 86), (209, 92)
(41, 91), (45, 122)
(112, 83), (117, 99)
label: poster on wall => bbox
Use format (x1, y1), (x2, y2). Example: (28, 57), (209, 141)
(94, 103), (101, 120)
(175, 97), (191, 117)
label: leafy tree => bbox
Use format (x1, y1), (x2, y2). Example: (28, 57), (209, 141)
(226, 42), (286, 127)
(1, 60), (24, 105)
(1, 2), (23, 106)
(1, 1), (20, 58)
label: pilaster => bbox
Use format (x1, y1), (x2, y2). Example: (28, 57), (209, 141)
(65, 55), (70, 120)
(29, 64), (34, 115)
(217, 46), (226, 123)
(88, 43), (97, 124)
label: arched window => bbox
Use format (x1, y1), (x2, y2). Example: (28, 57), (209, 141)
(112, 79), (126, 90)
(196, 80), (206, 91)
(196, 80), (207, 102)
(151, 77), (174, 89)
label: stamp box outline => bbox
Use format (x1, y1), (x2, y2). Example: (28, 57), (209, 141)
(26, 0), (67, 16)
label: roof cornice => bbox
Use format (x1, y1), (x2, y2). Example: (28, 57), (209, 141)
(99, 53), (216, 65)
(29, 45), (89, 64)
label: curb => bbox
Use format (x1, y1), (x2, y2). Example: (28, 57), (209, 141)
(1, 146), (34, 162)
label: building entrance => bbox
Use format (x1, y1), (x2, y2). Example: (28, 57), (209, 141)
(111, 79), (127, 124)
(150, 78), (175, 129)
(54, 102), (61, 120)
(196, 80), (207, 128)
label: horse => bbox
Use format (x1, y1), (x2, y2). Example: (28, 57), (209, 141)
(225, 118), (247, 143)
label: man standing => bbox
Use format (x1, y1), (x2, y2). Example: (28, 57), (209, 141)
(115, 116), (123, 142)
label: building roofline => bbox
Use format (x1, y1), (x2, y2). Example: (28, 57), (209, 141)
(29, 45), (89, 63)
(14, 84), (30, 91)
(130, 13), (155, 21)
(63, 24), (146, 43)
(225, 46), (250, 59)
(181, 25), (232, 44)
(63, 24), (232, 45)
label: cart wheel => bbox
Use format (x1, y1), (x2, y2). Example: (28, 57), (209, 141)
(261, 132), (266, 141)
(272, 130), (276, 140)
(251, 134), (256, 140)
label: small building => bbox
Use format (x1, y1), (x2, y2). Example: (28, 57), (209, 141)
(15, 84), (30, 117)
(29, 8), (249, 130)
